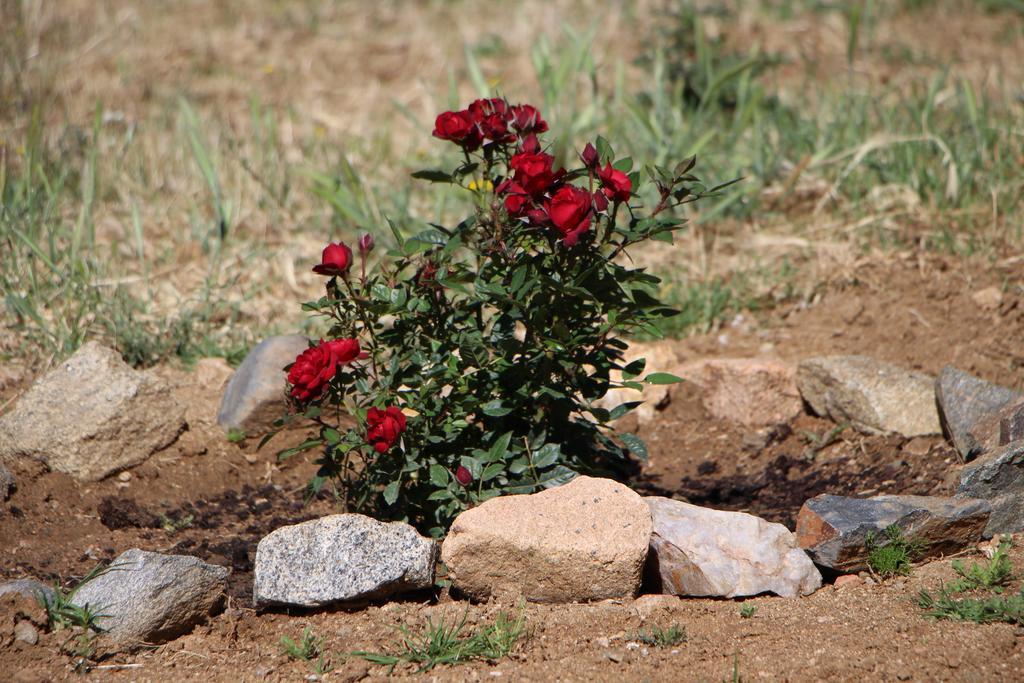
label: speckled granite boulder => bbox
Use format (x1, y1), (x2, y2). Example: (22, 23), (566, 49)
(70, 549), (227, 645)
(253, 514), (437, 607)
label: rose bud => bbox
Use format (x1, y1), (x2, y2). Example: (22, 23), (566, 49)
(455, 465), (473, 487)
(580, 142), (599, 170)
(599, 163), (632, 203)
(312, 242), (353, 277)
(358, 233), (375, 255)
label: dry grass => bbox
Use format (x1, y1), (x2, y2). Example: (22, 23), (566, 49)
(2, 0), (1023, 367)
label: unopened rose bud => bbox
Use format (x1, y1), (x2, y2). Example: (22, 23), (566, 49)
(455, 465), (473, 487)
(581, 142), (599, 170)
(358, 233), (375, 255)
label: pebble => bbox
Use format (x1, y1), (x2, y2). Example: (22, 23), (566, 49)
(833, 574), (862, 589)
(14, 621), (39, 645)
(118, 471), (132, 482)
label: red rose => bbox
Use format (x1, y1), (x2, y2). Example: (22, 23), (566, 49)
(312, 242), (353, 277)
(580, 142), (599, 170)
(467, 97), (509, 123)
(455, 465), (473, 487)
(544, 185), (593, 246)
(287, 338), (361, 402)
(509, 151), (559, 197)
(501, 181), (532, 217)
(432, 110), (482, 150)
(599, 163), (632, 203)
(511, 104), (548, 135)
(358, 233), (375, 255)
(366, 406), (407, 453)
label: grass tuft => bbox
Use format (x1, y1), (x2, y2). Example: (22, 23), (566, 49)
(629, 622), (687, 648)
(280, 626), (334, 675)
(352, 608), (526, 673)
(918, 539), (1023, 626)
(866, 525), (922, 578)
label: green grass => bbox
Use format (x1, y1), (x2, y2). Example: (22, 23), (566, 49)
(39, 563), (111, 632)
(280, 626), (335, 675)
(739, 603), (758, 619)
(629, 622), (687, 648)
(866, 525), (923, 578)
(918, 540), (1024, 626)
(352, 608), (526, 673)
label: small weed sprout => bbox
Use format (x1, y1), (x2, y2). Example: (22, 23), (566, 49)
(918, 540), (1024, 626)
(227, 428), (247, 443)
(353, 608), (526, 673)
(739, 603), (757, 619)
(866, 525), (922, 578)
(629, 623), (687, 648)
(40, 564), (111, 632)
(280, 627), (334, 675)
(160, 513), (195, 533)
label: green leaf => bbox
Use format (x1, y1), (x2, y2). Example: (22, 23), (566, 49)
(622, 358), (646, 380)
(383, 480), (401, 506)
(609, 401), (643, 421)
(411, 169), (454, 183)
(429, 464), (449, 487)
(482, 400), (512, 417)
(323, 428), (342, 444)
(619, 433), (648, 460)
(486, 431), (514, 462)
(644, 372), (684, 385)
(481, 462), (505, 482)
(532, 443), (560, 469)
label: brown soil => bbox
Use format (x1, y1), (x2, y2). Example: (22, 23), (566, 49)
(3, 255), (1024, 680)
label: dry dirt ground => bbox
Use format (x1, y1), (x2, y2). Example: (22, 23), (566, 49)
(3, 0), (1024, 680)
(3, 254), (1024, 681)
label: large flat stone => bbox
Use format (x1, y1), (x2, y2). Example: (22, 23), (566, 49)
(253, 514), (437, 607)
(71, 549), (227, 645)
(796, 355), (941, 437)
(645, 497), (820, 598)
(935, 366), (1022, 460)
(217, 335), (310, 435)
(441, 476), (652, 603)
(958, 441), (1024, 536)
(677, 358), (802, 427)
(796, 494), (991, 571)
(0, 342), (186, 481)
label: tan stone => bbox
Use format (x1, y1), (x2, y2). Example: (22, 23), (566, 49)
(833, 574), (862, 590)
(633, 594), (682, 621)
(677, 358), (802, 426)
(441, 476), (652, 603)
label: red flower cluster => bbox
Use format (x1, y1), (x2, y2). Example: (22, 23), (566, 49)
(434, 99), (634, 248)
(366, 406), (407, 453)
(288, 338), (361, 402)
(433, 98), (549, 152)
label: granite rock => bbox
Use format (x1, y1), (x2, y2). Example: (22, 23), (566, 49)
(0, 342), (185, 481)
(71, 549), (227, 645)
(217, 335), (310, 435)
(797, 355), (941, 437)
(253, 514), (437, 607)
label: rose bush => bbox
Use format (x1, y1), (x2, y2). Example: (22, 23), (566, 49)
(272, 97), (732, 535)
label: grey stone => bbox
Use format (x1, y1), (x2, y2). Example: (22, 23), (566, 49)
(254, 514), (437, 607)
(958, 441), (1024, 535)
(13, 620), (38, 645)
(646, 497), (820, 598)
(217, 335), (309, 435)
(0, 579), (56, 607)
(70, 548), (228, 645)
(795, 494), (991, 571)
(796, 355), (941, 437)
(935, 366), (1022, 460)
(0, 463), (13, 501)
(0, 342), (186, 481)
(999, 401), (1024, 447)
